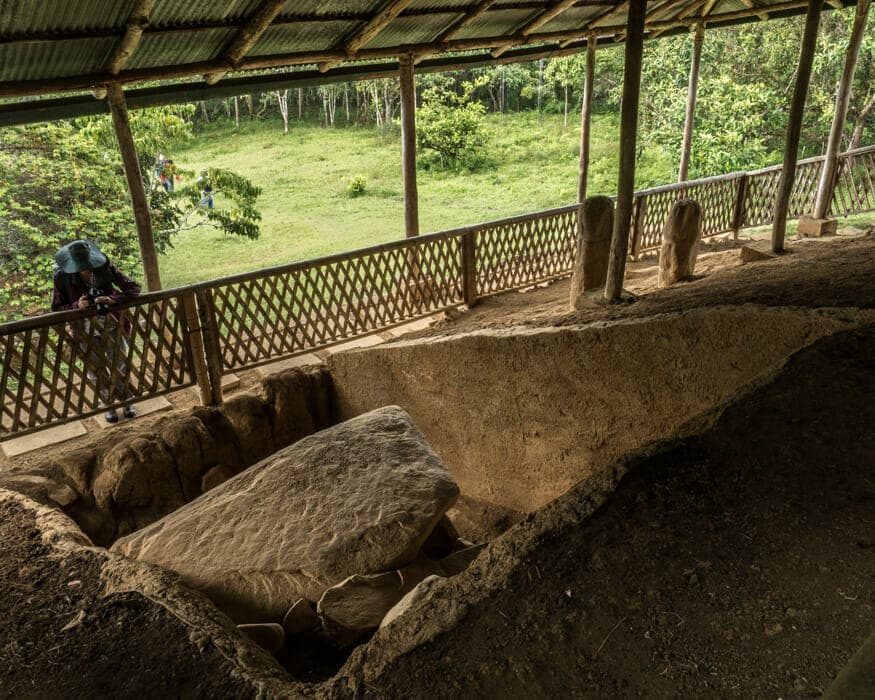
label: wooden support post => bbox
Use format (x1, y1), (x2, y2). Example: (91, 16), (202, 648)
(812, 0), (871, 219)
(399, 53), (419, 238)
(577, 34), (597, 203)
(181, 291), (213, 406)
(630, 195), (647, 260)
(461, 229), (478, 307)
(106, 83), (162, 291)
(194, 288), (224, 406)
(732, 173), (749, 239)
(771, 0), (823, 253)
(604, 0), (646, 302)
(678, 23), (705, 183)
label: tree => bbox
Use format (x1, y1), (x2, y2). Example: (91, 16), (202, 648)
(416, 76), (489, 168)
(0, 107), (261, 320)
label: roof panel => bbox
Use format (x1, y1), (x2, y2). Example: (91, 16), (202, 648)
(127, 28), (236, 70)
(249, 21), (359, 56)
(538, 7), (605, 33)
(364, 14), (457, 49)
(0, 37), (115, 81)
(278, 0), (376, 16)
(454, 8), (535, 39)
(149, 0), (262, 27)
(0, 0), (134, 35)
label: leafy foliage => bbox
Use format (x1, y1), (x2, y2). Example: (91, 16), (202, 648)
(416, 76), (489, 168)
(345, 175), (368, 197)
(0, 108), (261, 320)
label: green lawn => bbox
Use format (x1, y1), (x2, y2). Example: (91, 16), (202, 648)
(160, 111), (675, 288)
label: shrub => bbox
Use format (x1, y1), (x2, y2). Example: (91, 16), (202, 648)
(416, 77), (488, 169)
(346, 175), (367, 197)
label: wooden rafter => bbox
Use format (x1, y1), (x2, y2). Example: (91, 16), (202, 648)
(493, 0), (580, 57)
(204, 0), (289, 85)
(319, 0), (416, 73)
(611, 0), (681, 44)
(435, 0), (500, 44)
(105, 0), (154, 76)
(0, 0), (823, 100)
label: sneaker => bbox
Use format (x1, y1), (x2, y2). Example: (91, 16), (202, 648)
(123, 405), (137, 419)
(105, 410), (119, 424)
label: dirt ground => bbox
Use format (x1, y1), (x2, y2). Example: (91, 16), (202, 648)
(1, 228), (873, 697)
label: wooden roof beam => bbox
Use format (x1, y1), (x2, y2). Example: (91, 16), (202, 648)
(0, 0), (822, 100)
(319, 0), (416, 73)
(204, 0), (289, 85)
(104, 0), (154, 76)
(611, 0), (681, 44)
(436, 0), (500, 44)
(493, 0), (580, 57)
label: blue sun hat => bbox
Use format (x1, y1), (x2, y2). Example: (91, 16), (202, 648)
(55, 240), (108, 274)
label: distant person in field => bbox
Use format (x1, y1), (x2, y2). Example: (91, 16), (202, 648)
(156, 155), (178, 192)
(52, 240), (141, 424)
(198, 169), (214, 209)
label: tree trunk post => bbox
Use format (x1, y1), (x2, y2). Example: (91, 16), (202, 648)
(577, 34), (597, 203)
(678, 22), (705, 183)
(181, 291), (213, 406)
(604, 0), (647, 302)
(461, 229), (478, 307)
(812, 0), (871, 219)
(771, 0), (823, 253)
(399, 52), (419, 238)
(195, 288), (224, 406)
(106, 82), (162, 291)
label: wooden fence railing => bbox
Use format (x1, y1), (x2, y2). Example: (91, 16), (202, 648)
(2, 145), (874, 438)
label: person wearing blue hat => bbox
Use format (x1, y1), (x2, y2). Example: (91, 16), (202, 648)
(52, 240), (141, 424)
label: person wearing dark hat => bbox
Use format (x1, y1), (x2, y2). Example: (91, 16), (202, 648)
(52, 240), (141, 424)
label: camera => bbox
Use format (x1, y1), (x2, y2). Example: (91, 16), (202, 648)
(87, 287), (111, 315)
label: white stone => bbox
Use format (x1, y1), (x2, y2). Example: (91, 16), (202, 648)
(111, 406), (459, 622)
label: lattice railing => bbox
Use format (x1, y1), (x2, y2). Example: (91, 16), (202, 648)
(832, 146), (875, 216)
(203, 231), (466, 372)
(3, 145), (874, 439)
(634, 173), (744, 253)
(473, 205), (578, 296)
(0, 292), (194, 436)
(743, 157), (824, 228)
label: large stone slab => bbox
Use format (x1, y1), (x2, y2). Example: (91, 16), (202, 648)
(112, 406), (459, 623)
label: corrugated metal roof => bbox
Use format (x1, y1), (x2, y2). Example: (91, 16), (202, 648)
(454, 8), (535, 39)
(364, 14), (456, 49)
(150, 0), (262, 27)
(0, 37), (115, 81)
(0, 0), (852, 117)
(250, 21), (359, 56)
(0, 0), (134, 35)
(127, 28), (237, 70)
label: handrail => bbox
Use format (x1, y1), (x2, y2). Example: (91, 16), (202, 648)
(2, 143), (873, 438)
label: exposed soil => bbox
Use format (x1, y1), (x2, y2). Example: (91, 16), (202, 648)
(0, 230), (873, 697)
(334, 323), (875, 698)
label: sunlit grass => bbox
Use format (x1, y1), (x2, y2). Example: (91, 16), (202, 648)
(160, 111), (675, 288)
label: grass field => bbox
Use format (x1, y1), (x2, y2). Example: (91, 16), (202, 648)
(161, 111), (674, 288)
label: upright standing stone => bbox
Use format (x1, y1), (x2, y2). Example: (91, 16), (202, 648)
(570, 196), (614, 309)
(658, 199), (702, 287)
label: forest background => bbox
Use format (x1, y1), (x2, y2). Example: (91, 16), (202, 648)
(0, 9), (872, 321)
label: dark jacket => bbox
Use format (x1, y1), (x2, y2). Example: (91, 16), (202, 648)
(51, 263), (141, 312)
